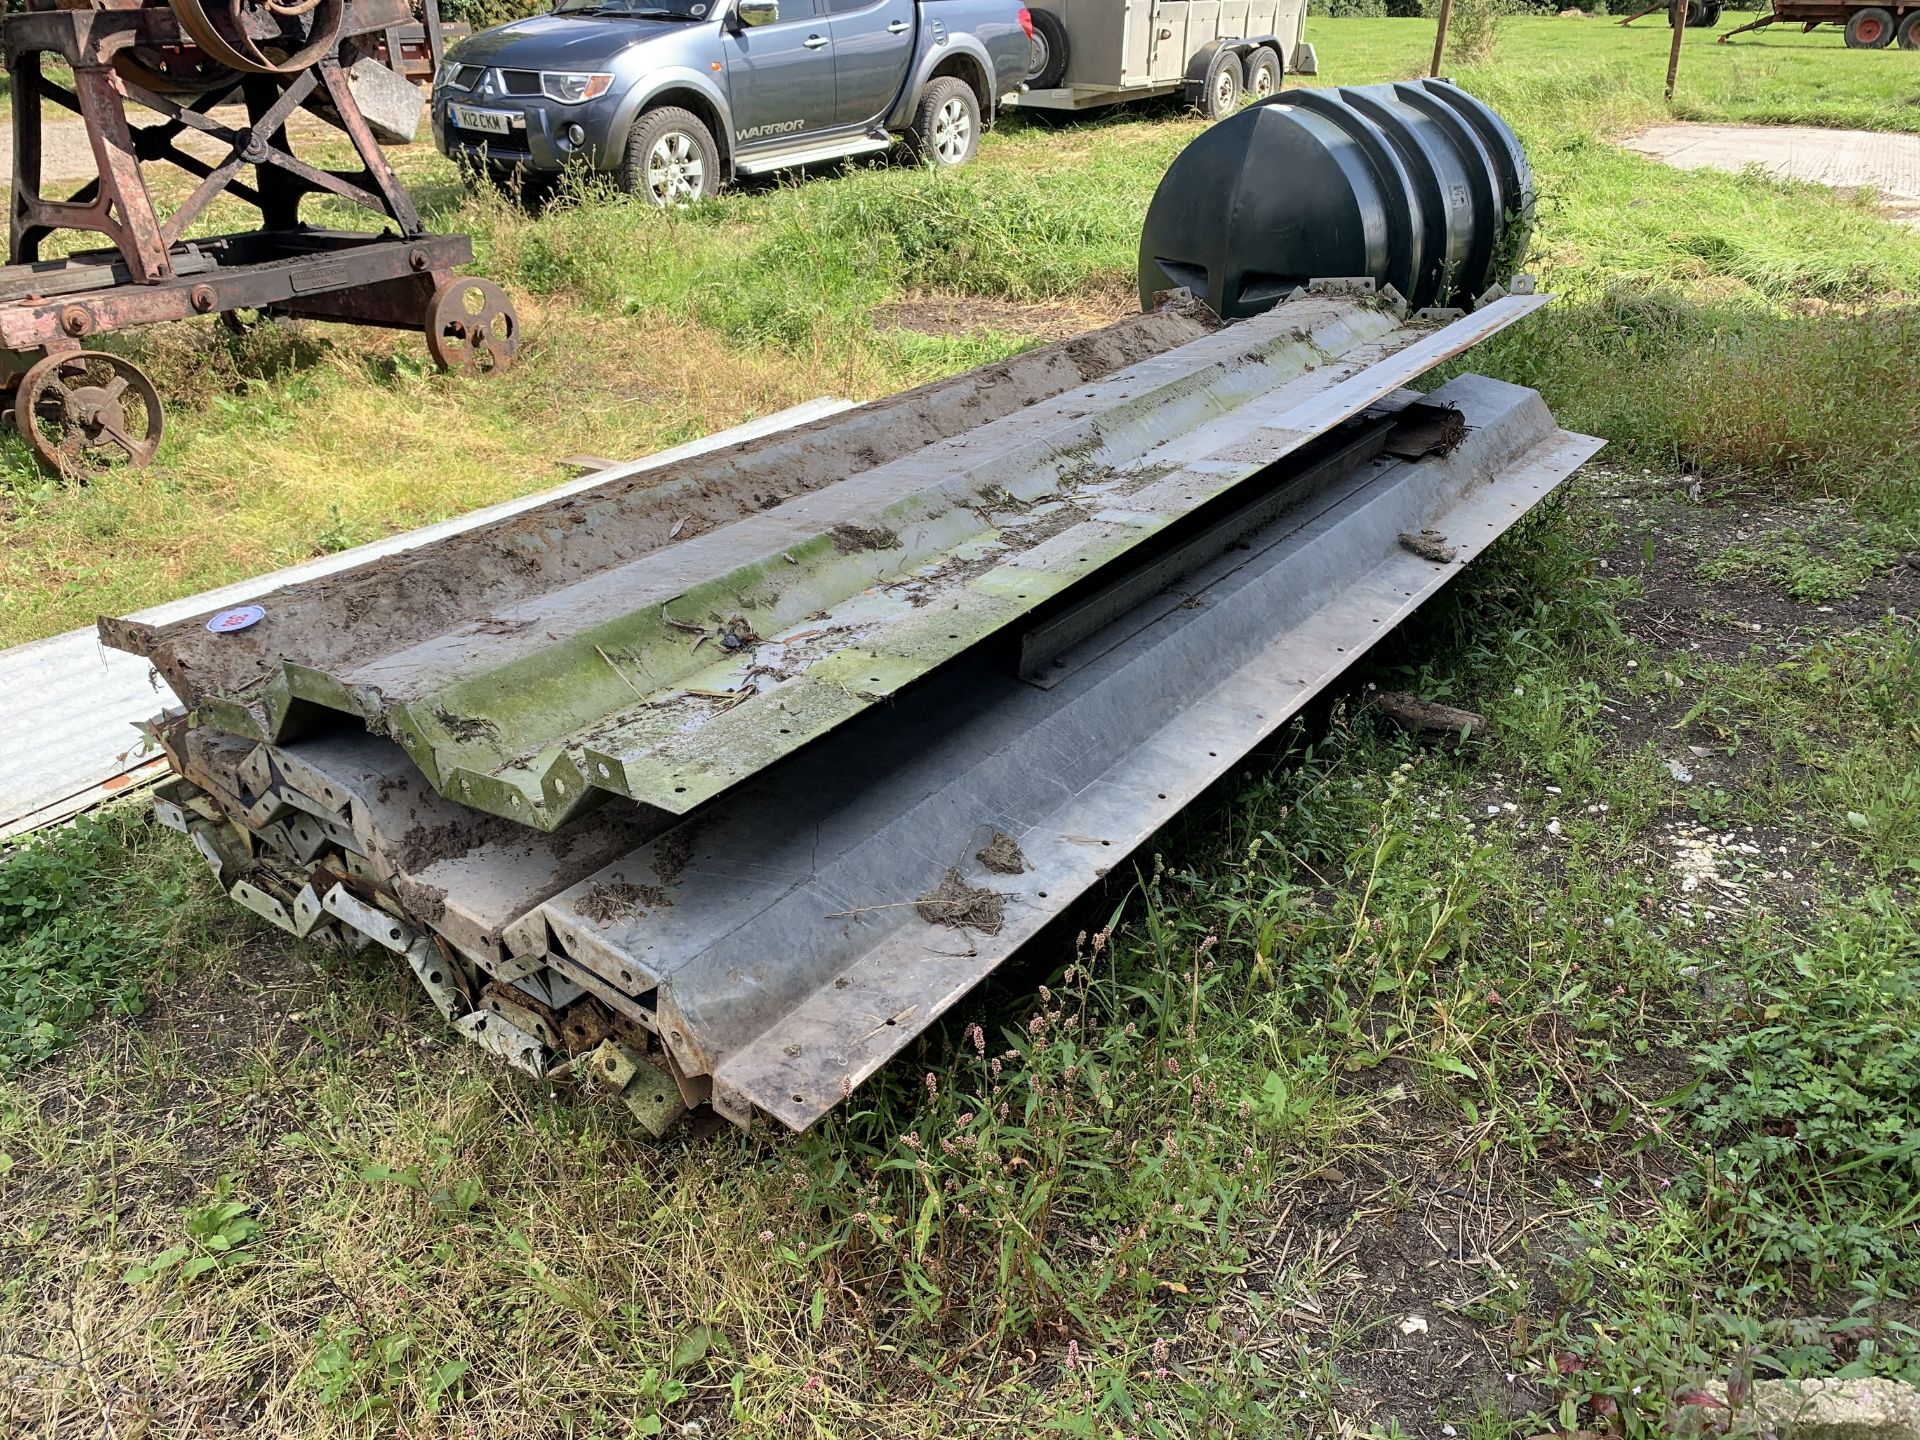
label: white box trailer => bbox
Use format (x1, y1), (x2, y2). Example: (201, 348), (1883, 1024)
(1010, 0), (1314, 117)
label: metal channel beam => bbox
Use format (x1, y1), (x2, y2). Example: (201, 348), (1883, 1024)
(513, 375), (1600, 1129)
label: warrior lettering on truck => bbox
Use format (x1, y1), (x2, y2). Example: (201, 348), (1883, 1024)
(431, 0), (1035, 207)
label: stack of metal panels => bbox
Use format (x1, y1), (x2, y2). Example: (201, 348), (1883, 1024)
(108, 289), (1601, 1134)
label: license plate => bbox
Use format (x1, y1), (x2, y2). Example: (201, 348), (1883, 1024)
(449, 104), (515, 135)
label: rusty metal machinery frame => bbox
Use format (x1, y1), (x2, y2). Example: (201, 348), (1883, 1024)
(5, 0), (422, 285)
(0, 0), (514, 476)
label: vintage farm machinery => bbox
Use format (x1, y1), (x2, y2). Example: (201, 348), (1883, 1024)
(104, 82), (1603, 1138)
(1, 0), (515, 476)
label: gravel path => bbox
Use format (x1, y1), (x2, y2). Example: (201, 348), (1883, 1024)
(0, 115), (103, 184)
(1623, 121), (1920, 229)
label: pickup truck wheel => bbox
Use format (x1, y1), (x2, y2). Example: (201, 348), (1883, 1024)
(622, 107), (720, 207)
(1025, 8), (1070, 88)
(909, 77), (981, 168)
(1244, 46), (1283, 100)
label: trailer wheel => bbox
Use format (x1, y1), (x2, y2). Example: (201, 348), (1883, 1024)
(1024, 8), (1069, 89)
(1844, 6), (1895, 44)
(1196, 49), (1243, 121)
(1244, 46), (1283, 100)
(1900, 9), (1920, 44)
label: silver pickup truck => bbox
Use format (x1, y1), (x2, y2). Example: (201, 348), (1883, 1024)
(431, 0), (1033, 204)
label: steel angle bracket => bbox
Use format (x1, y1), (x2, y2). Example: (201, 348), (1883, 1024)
(453, 1010), (549, 1078)
(406, 938), (466, 1022)
(291, 883), (329, 938)
(531, 374), (1600, 1132)
(150, 782), (194, 834)
(230, 878), (299, 933)
(321, 884), (415, 954)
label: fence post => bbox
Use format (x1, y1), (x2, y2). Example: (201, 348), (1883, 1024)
(1431, 0), (1454, 76)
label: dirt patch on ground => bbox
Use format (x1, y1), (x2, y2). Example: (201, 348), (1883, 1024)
(1243, 467), (1920, 1430)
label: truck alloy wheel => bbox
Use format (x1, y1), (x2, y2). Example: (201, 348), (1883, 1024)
(910, 77), (980, 167)
(622, 107), (720, 207)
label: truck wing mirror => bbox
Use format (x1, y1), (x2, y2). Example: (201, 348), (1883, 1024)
(735, 0), (778, 26)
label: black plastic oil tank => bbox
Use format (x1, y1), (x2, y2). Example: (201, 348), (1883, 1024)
(1138, 80), (1534, 319)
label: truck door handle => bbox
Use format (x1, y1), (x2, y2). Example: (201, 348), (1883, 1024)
(886, 19), (909, 31)
(803, 32), (828, 46)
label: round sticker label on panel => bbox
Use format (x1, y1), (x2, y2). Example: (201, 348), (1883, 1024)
(206, 605), (266, 634)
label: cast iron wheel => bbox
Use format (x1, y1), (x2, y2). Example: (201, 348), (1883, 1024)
(907, 77), (981, 168)
(1845, 6), (1895, 44)
(1196, 49), (1244, 121)
(11, 350), (164, 478)
(620, 106), (721, 207)
(1900, 9), (1920, 45)
(1244, 45), (1283, 100)
(1025, 8), (1070, 88)
(425, 277), (520, 376)
(1700, 1), (1722, 24)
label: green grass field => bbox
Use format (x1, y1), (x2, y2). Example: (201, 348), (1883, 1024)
(4, 15), (1920, 1438)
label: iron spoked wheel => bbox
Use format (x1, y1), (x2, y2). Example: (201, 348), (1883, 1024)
(168, 0), (346, 73)
(10, 351), (164, 479)
(114, 46), (244, 95)
(425, 277), (521, 377)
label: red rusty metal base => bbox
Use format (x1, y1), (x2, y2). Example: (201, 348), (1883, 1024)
(0, 229), (516, 478)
